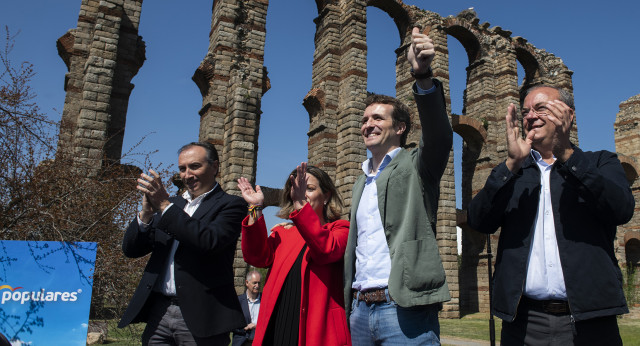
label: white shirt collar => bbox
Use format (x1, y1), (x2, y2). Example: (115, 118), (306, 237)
(182, 183), (218, 204)
(361, 147), (401, 176)
(531, 149), (556, 167)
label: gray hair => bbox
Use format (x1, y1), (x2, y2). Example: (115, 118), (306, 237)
(246, 270), (261, 281)
(520, 85), (575, 110)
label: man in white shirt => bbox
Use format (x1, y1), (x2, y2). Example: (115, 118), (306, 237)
(118, 141), (247, 345)
(232, 270), (262, 346)
(344, 27), (452, 345)
(467, 86), (634, 345)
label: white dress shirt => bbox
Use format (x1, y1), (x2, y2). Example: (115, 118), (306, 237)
(524, 150), (567, 300)
(138, 184), (218, 296)
(352, 148), (401, 291)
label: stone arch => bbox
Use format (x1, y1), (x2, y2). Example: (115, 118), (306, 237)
(513, 39), (542, 88)
(625, 232), (640, 266)
(441, 15), (483, 65)
(514, 44), (540, 86)
(618, 154), (640, 185)
(367, 0), (411, 44)
(304, 88), (338, 175)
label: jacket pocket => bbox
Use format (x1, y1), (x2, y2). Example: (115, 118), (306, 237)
(401, 239), (446, 291)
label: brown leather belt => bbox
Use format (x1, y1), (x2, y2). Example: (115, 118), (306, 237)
(353, 289), (392, 303)
(521, 296), (569, 315)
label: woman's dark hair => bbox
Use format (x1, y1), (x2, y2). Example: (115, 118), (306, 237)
(276, 165), (343, 222)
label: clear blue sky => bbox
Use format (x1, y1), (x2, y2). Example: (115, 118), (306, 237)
(2, 0), (639, 226)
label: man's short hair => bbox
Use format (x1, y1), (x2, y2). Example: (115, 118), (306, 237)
(178, 141), (219, 164)
(520, 85), (575, 110)
(246, 270), (261, 281)
(364, 94), (412, 147)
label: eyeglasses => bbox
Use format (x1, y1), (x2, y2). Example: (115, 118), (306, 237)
(518, 106), (550, 120)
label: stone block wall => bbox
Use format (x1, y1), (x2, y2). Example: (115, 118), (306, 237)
(57, 0), (145, 174)
(614, 95), (640, 267)
(192, 0), (269, 291)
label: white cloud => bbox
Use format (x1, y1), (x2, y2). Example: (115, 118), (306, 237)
(11, 340), (32, 346)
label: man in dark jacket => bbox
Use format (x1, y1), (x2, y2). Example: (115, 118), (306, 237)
(232, 270), (262, 346)
(468, 85), (634, 345)
(118, 141), (246, 345)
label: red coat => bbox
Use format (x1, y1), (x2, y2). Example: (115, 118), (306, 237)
(241, 203), (351, 346)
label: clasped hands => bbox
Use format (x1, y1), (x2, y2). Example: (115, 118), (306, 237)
(505, 99), (574, 172)
(137, 169), (170, 223)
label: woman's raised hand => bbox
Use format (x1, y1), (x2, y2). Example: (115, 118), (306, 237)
(237, 177), (264, 206)
(290, 162), (308, 210)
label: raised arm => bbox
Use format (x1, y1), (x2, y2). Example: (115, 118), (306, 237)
(291, 204), (349, 265)
(237, 176), (276, 268)
(408, 27), (452, 182)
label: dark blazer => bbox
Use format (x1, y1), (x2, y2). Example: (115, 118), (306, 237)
(118, 185), (247, 338)
(231, 292), (258, 346)
(467, 147), (634, 322)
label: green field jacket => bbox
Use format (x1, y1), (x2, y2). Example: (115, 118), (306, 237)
(344, 80), (452, 317)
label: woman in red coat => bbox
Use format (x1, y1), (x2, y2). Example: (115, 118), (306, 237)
(237, 163), (351, 346)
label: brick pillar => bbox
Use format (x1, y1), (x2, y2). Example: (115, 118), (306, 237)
(614, 95), (640, 263)
(334, 0), (368, 209)
(306, 2), (342, 180)
(459, 55), (498, 315)
(194, 0), (269, 293)
(56, 0), (144, 174)
(458, 35), (520, 314)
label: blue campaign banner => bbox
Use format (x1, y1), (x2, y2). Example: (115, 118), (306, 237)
(0, 241), (96, 345)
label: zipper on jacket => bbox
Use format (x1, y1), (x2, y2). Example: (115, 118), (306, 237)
(569, 314), (576, 336)
(510, 278), (527, 322)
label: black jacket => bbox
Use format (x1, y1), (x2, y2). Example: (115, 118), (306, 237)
(467, 147), (634, 322)
(232, 292), (259, 346)
(118, 186), (247, 337)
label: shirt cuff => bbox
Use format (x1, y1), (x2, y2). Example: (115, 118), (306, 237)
(415, 83), (436, 95)
(161, 203), (173, 215)
(137, 214), (151, 230)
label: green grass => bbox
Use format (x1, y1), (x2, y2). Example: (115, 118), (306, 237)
(619, 317), (640, 345)
(440, 312), (640, 345)
(96, 311), (640, 345)
(101, 319), (143, 345)
(440, 313), (501, 343)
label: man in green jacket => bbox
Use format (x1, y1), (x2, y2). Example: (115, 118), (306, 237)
(344, 27), (452, 345)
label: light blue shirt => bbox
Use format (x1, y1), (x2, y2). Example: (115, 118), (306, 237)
(247, 292), (261, 324)
(352, 148), (401, 291)
(524, 150), (567, 300)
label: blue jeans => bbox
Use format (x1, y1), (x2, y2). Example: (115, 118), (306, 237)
(349, 290), (440, 345)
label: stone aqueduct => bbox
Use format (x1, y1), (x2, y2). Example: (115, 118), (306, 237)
(56, 0), (640, 317)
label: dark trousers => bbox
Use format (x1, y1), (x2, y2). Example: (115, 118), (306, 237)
(142, 294), (230, 346)
(501, 297), (622, 346)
